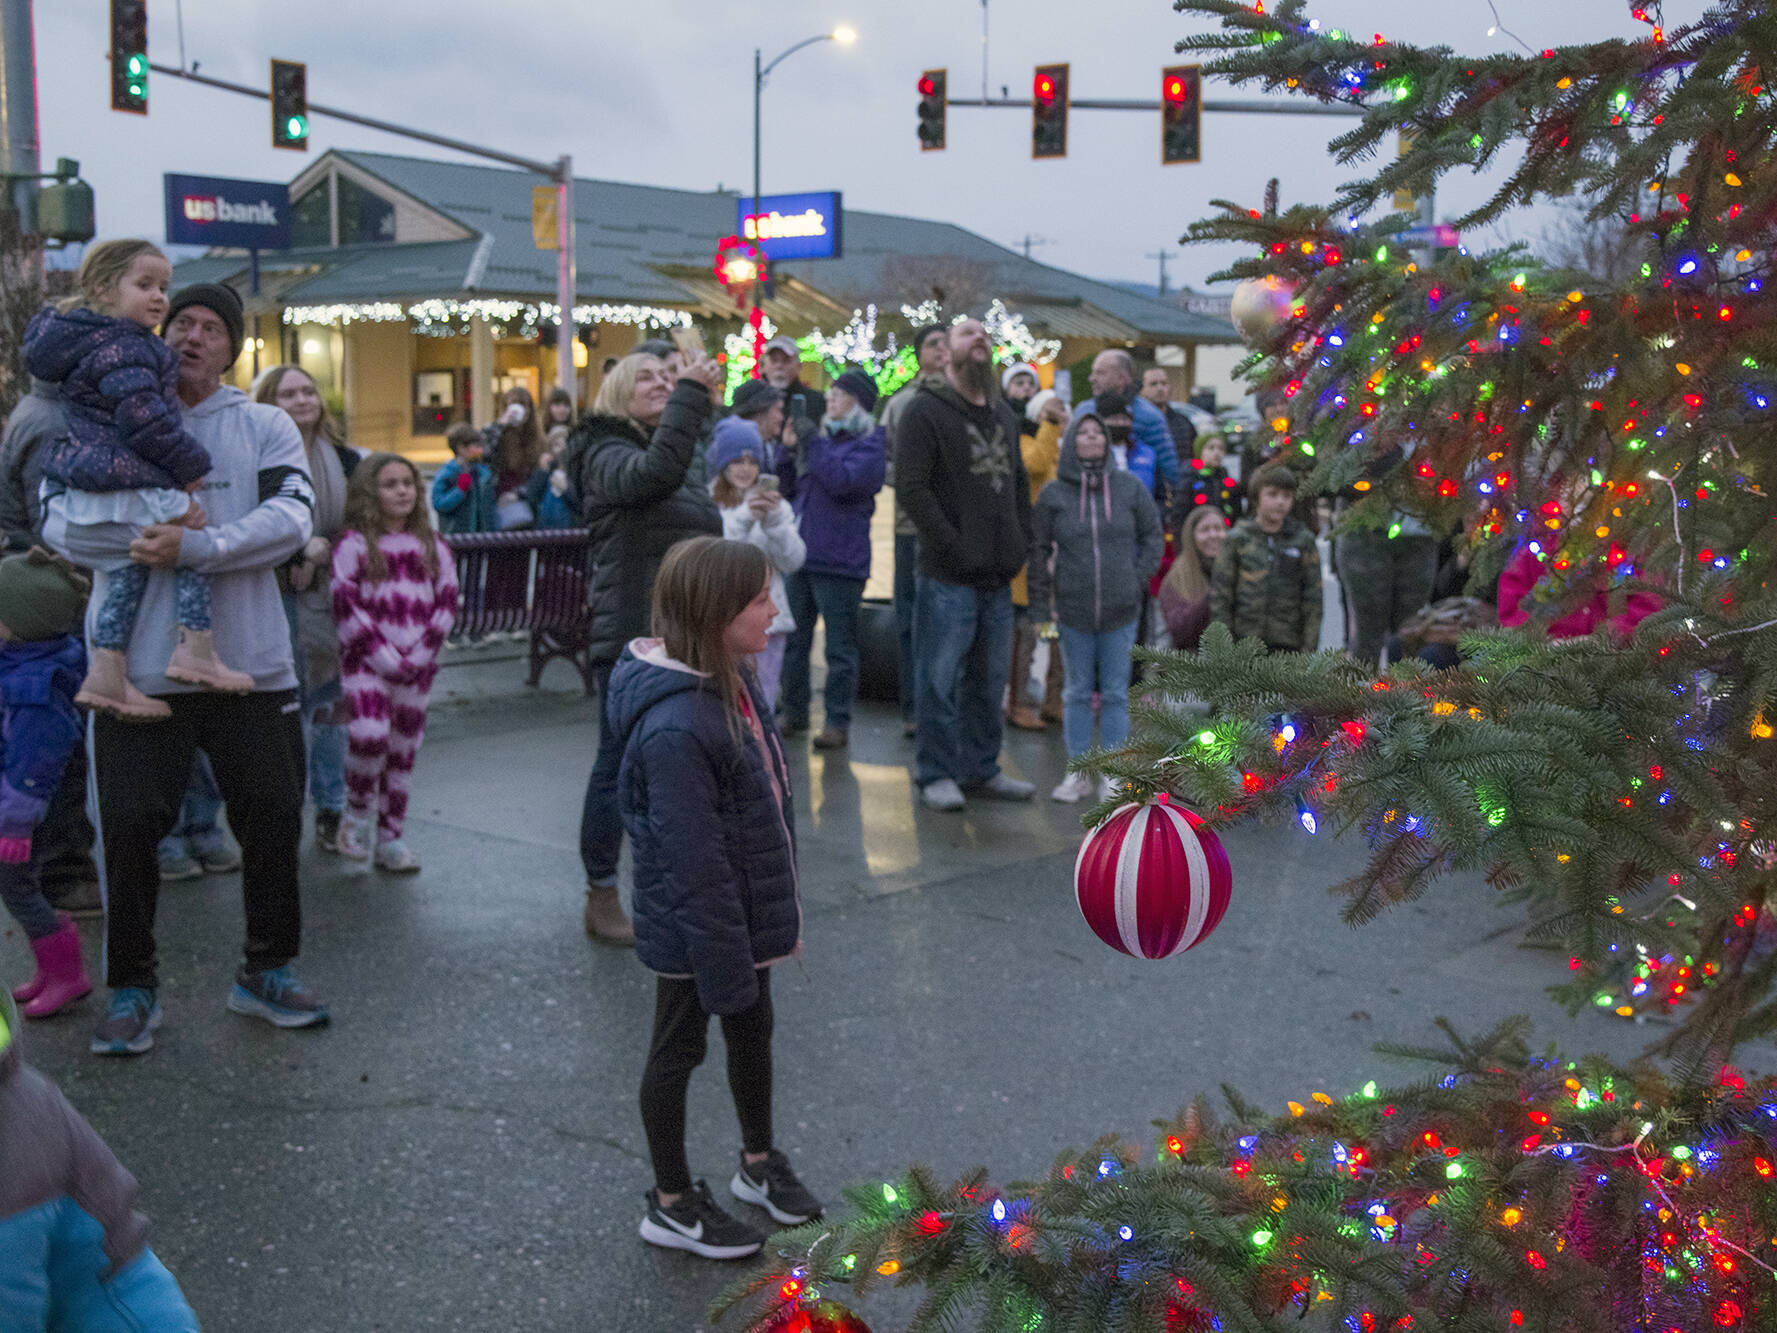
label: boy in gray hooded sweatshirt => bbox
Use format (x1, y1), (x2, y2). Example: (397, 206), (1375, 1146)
(1027, 403), (1164, 804)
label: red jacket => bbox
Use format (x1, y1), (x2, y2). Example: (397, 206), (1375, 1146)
(1497, 547), (1660, 639)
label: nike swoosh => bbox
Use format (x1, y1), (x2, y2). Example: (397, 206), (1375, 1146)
(660, 1214), (703, 1241)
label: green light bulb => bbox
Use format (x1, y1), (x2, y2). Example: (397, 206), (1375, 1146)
(882, 1183), (899, 1204)
(1361, 1080), (1378, 1098)
(1251, 1229), (1274, 1246)
(1445, 1161), (1464, 1179)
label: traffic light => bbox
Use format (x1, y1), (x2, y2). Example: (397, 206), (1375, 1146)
(109, 0), (148, 115)
(1032, 63), (1068, 159)
(1161, 65), (1202, 165)
(270, 59), (308, 150)
(918, 68), (947, 151)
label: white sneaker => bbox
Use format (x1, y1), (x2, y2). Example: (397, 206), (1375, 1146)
(1051, 771), (1094, 803)
(921, 778), (966, 811)
(336, 816), (373, 873)
(374, 839), (421, 874)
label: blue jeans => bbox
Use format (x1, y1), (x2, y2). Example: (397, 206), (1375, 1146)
(914, 576), (1013, 788)
(1057, 619), (1140, 760)
(156, 749), (224, 862)
(893, 533), (918, 722)
(580, 660), (624, 887)
(782, 571), (865, 731)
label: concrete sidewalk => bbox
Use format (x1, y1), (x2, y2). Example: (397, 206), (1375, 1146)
(2, 653), (1650, 1331)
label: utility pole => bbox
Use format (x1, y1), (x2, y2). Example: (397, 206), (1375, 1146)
(0, 0), (43, 418)
(1015, 234), (1051, 260)
(980, 0), (990, 101)
(1145, 249), (1173, 296)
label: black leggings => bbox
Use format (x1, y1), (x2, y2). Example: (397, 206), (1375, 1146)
(639, 970), (774, 1194)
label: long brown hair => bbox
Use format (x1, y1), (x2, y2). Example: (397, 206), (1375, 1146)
(343, 453), (440, 581)
(651, 536), (770, 733)
(60, 238), (164, 314)
(251, 364), (345, 446)
(492, 386), (545, 479)
(1170, 506), (1230, 604)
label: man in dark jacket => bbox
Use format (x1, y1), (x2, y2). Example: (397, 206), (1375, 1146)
(895, 318), (1035, 811)
(759, 336), (825, 444)
(569, 353), (724, 943)
(1141, 366), (1198, 463)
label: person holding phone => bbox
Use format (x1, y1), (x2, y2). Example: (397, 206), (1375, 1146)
(705, 417), (803, 709)
(569, 348), (725, 945)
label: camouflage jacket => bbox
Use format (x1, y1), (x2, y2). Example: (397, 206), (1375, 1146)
(1208, 515), (1322, 651)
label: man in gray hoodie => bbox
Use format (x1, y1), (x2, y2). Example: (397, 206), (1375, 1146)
(43, 282), (326, 1056)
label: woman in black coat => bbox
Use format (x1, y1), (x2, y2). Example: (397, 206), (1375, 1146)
(570, 348), (723, 942)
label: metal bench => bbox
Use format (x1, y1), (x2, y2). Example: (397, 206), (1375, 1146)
(443, 529), (594, 694)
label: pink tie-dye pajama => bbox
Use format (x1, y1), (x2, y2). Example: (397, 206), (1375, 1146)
(331, 531), (459, 844)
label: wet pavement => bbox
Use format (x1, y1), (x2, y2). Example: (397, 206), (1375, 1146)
(2, 650), (1652, 1331)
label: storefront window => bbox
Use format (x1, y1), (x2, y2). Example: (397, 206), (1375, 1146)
(290, 185), (329, 248)
(337, 176), (396, 246)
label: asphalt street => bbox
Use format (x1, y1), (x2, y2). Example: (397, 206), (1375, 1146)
(2, 651), (1652, 1332)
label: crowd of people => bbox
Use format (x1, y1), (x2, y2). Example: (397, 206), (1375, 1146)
(0, 234), (1661, 1313)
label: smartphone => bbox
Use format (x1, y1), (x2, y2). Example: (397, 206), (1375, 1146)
(669, 327), (706, 360)
(756, 473), (780, 495)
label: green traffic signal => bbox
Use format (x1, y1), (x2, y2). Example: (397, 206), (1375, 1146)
(127, 53), (147, 76)
(286, 116), (307, 139)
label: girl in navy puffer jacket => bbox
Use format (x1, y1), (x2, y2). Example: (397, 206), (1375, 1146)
(605, 536), (822, 1261)
(22, 240), (252, 721)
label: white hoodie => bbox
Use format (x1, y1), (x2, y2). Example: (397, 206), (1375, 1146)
(44, 384), (314, 694)
(716, 493), (804, 637)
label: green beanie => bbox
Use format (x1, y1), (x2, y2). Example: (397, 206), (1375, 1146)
(0, 546), (91, 641)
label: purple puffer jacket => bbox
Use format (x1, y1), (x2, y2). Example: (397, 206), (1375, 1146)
(23, 306), (211, 493)
(781, 424), (886, 581)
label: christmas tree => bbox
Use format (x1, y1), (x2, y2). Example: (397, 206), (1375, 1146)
(721, 2), (1777, 1327)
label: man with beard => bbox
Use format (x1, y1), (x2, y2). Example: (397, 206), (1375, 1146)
(895, 319), (1035, 811)
(879, 325), (950, 736)
(1140, 366), (1198, 463)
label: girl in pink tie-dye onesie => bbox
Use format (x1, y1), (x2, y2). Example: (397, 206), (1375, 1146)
(330, 454), (458, 874)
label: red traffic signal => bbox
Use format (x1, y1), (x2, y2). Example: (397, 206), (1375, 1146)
(1161, 64), (1202, 164)
(1032, 63), (1069, 159)
(918, 68), (947, 150)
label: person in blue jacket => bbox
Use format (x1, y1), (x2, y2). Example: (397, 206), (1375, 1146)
(0, 990), (201, 1331)
(776, 369), (886, 749)
(430, 423), (497, 534)
(0, 548), (94, 1020)
(606, 535), (822, 1261)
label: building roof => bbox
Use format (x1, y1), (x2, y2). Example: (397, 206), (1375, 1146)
(177, 149), (1238, 345)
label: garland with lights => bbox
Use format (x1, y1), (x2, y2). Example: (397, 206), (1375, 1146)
(281, 298), (692, 338)
(714, 1), (1777, 1328)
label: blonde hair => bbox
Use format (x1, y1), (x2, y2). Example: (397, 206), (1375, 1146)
(593, 352), (665, 420)
(252, 364), (345, 446)
(343, 453), (440, 582)
(61, 238), (164, 315)
(651, 536), (771, 739)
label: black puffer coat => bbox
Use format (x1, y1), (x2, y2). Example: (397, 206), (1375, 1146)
(569, 380), (722, 665)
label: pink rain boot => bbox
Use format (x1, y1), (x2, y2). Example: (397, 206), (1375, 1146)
(19, 912), (92, 1018)
(165, 627), (255, 693)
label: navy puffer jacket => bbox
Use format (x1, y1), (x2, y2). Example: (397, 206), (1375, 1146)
(22, 307), (211, 492)
(607, 640), (800, 1015)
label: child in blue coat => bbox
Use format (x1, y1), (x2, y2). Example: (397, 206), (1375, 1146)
(605, 536), (821, 1261)
(430, 423), (497, 534)
(0, 990), (200, 1331)
(23, 241), (251, 720)
(0, 549), (95, 1019)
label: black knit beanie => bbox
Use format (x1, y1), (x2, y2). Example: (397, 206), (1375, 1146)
(163, 283), (244, 360)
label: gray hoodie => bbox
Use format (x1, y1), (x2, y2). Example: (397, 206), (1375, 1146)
(43, 384), (313, 693)
(1027, 414), (1164, 633)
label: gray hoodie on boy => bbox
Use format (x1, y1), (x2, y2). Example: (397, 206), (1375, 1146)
(42, 384), (313, 694)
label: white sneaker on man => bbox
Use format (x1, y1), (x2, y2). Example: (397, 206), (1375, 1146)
(1051, 771), (1094, 804)
(921, 778), (966, 811)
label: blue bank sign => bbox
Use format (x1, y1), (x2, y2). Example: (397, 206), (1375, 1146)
(163, 174), (291, 250)
(738, 191), (842, 262)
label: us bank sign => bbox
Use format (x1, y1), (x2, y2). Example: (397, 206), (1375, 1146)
(737, 191), (843, 262)
(164, 174), (292, 251)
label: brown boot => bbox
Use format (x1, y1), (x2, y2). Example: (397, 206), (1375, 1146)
(1007, 617), (1044, 729)
(812, 726), (849, 750)
(584, 881), (636, 947)
(74, 647), (171, 721)
(165, 627), (254, 693)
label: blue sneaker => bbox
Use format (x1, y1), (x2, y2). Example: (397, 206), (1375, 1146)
(91, 988), (162, 1056)
(227, 967), (330, 1028)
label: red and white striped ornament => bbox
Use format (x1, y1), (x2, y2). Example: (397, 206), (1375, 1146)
(1074, 793), (1233, 958)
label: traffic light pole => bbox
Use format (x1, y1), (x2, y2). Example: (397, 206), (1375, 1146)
(144, 60), (582, 409)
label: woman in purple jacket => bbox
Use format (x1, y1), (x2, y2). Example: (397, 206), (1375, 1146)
(777, 370), (886, 750)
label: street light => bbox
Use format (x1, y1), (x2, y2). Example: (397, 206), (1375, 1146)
(751, 26), (856, 254)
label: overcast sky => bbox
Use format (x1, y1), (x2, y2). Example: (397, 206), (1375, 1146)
(32, 0), (1710, 294)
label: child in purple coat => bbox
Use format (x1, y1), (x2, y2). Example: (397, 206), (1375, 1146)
(23, 240), (252, 723)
